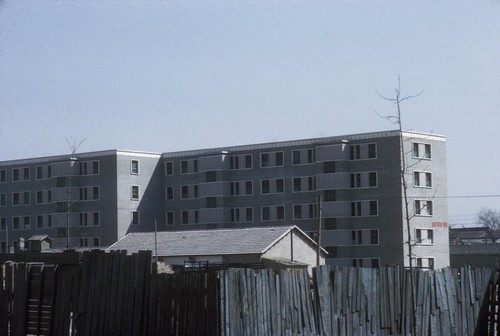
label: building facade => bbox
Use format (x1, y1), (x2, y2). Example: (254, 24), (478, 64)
(0, 130), (449, 268)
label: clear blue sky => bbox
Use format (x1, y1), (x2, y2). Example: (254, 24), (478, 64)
(1, 0), (499, 225)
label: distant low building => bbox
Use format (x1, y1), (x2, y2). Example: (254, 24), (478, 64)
(107, 225), (326, 273)
(450, 244), (500, 268)
(449, 226), (500, 245)
(28, 235), (52, 252)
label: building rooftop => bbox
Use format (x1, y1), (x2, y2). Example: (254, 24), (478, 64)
(450, 244), (500, 255)
(107, 225), (317, 257)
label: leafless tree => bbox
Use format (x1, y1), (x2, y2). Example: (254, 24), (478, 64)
(64, 138), (86, 250)
(477, 208), (500, 242)
(376, 75), (422, 336)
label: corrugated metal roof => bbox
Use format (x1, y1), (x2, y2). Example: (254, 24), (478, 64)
(107, 226), (304, 256)
(450, 244), (500, 255)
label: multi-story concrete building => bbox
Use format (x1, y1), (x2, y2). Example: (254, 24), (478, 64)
(0, 130), (449, 268)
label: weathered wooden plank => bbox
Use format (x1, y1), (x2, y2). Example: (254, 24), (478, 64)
(0, 264), (8, 336)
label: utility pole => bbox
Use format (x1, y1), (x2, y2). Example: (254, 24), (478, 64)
(154, 219), (158, 263)
(66, 157), (77, 251)
(316, 194), (323, 266)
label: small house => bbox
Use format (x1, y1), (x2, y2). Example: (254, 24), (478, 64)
(107, 225), (326, 273)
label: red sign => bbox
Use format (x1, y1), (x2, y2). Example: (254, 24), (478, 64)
(432, 221), (448, 228)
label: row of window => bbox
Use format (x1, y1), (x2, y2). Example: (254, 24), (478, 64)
(0, 212), (101, 230)
(163, 143), (379, 175)
(0, 160), (100, 183)
(164, 173), (379, 201)
(0, 187), (100, 206)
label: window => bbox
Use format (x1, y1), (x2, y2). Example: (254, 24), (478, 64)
(0, 194), (6, 207)
(293, 178), (301, 192)
(230, 182), (240, 196)
(13, 217), (20, 230)
(131, 186), (140, 200)
(230, 154), (253, 169)
(276, 179), (284, 193)
(181, 186), (188, 199)
(0, 217), (6, 231)
(415, 200), (433, 216)
(47, 215), (52, 227)
(23, 191), (30, 205)
(245, 154), (252, 168)
(80, 188), (88, 201)
(324, 161), (335, 173)
(165, 161), (174, 175)
(262, 207), (270, 221)
(370, 230), (379, 244)
(324, 218), (337, 230)
(416, 229), (434, 245)
(246, 207), (253, 222)
(413, 142), (432, 159)
(80, 213), (89, 226)
(166, 212), (174, 225)
(0, 169), (6, 183)
(37, 215), (43, 229)
(12, 168), (20, 182)
(308, 177), (315, 190)
(79, 161), (99, 175)
(245, 181), (253, 195)
(369, 172), (377, 187)
(231, 208), (240, 222)
(12, 192), (20, 206)
(132, 211), (139, 225)
(294, 205), (302, 219)
(276, 206), (285, 220)
(324, 190), (336, 202)
(93, 238), (100, 247)
(351, 173), (361, 188)
(260, 151), (284, 168)
(131, 160), (139, 174)
(206, 197), (217, 208)
(368, 143), (377, 158)
(414, 171), (432, 188)
(206, 171), (216, 182)
(351, 202), (362, 216)
(93, 212), (100, 226)
(166, 187), (174, 200)
(324, 246), (337, 258)
(369, 201), (378, 216)
(92, 161), (99, 174)
(261, 180), (270, 194)
(92, 186), (99, 200)
(294, 204), (316, 220)
(23, 167), (30, 181)
(416, 257), (434, 270)
(350, 145), (361, 160)
(182, 211), (189, 225)
(23, 216), (30, 229)
(261, 179), (284, 194)
(36, 191), (43, 204)
(36, 166), (43, 179)
(292, 149), (314, 165)
(181, 160), (188, 174)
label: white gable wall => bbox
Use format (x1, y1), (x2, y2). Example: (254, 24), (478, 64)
(262, 231), (325, 270)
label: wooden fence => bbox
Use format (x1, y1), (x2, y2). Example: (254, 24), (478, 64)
(1, 250), (499, 336)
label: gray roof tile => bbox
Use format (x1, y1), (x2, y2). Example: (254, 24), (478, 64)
(108, 226), (299, 256)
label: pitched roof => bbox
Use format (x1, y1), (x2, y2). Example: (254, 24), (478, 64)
(28, 235), (52, 241)
(108, 226), (315, 257)
(450, 244), (500, 255)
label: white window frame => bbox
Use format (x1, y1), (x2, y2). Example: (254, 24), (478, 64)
(131, 186), (140, 200)
(131, 160), (139, 175)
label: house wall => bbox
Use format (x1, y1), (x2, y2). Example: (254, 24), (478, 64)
(262, 231), (325, 270)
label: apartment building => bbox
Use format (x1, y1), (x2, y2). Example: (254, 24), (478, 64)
(0, 150), (163, 251)
(0, 130), (449, 268)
